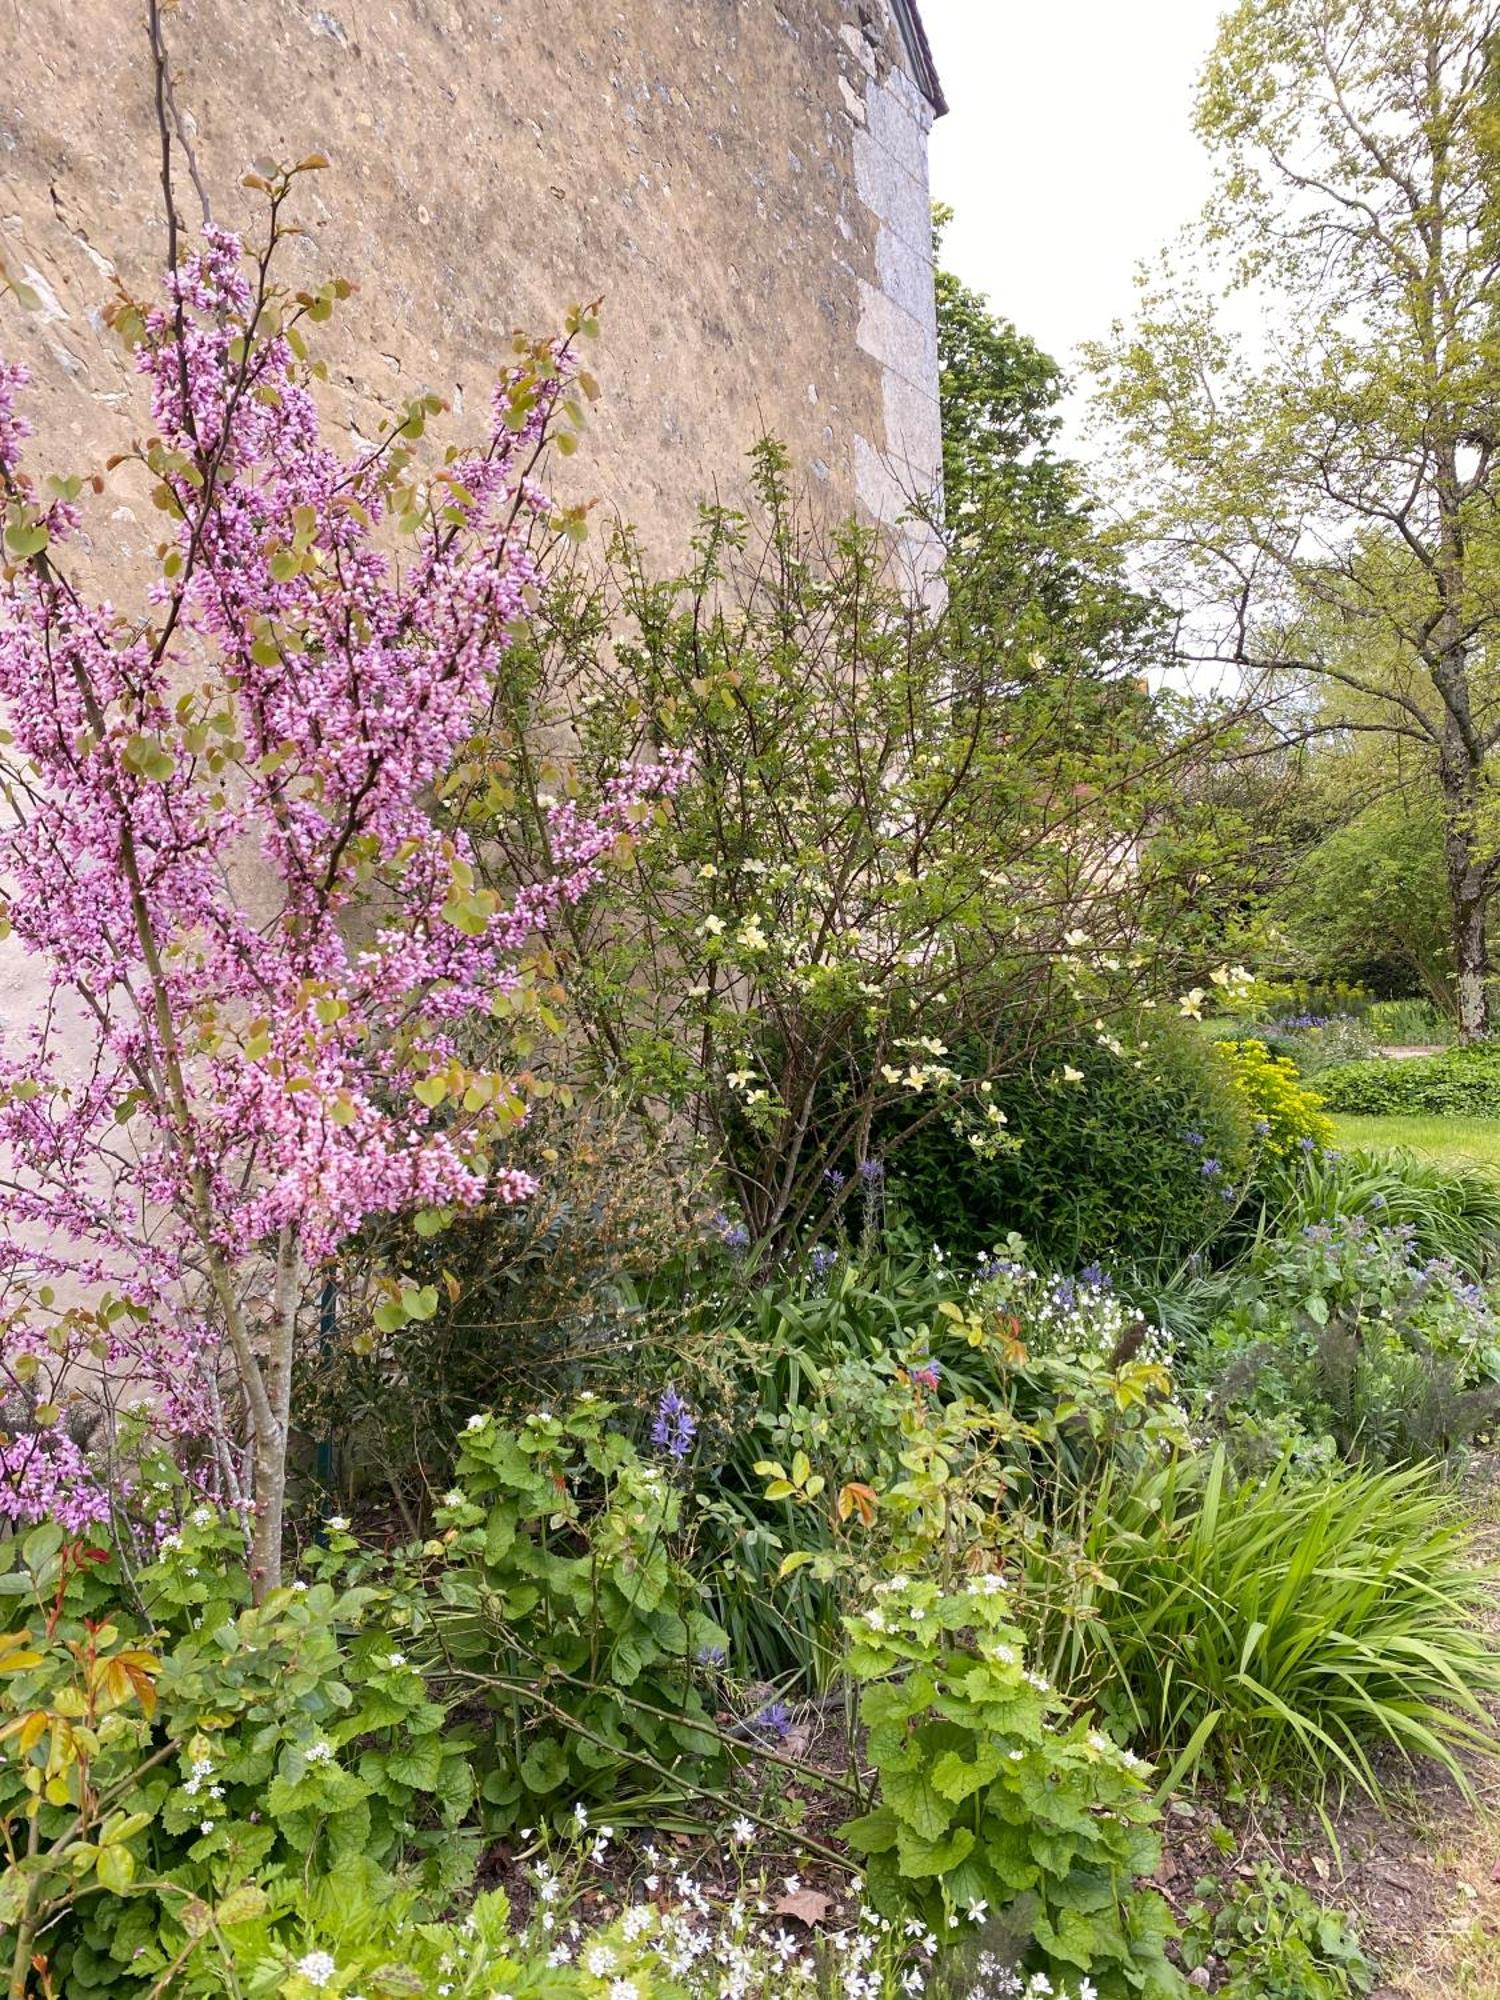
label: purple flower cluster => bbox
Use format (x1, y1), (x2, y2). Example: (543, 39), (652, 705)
(751, 1701), (793, 1741)
(651, 1386), (697, 1461)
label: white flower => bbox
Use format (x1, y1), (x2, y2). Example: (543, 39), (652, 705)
(385, 1652), (407, 1670)
(731, 1815), (755, 1844)
(698, 863), (719, 878)
(305, 1740), (335, 1765)
(547, 1945), (572, 1966)
(609, 1983), (639, 2000)
(443, 1488), (465, 1507)
(1061, 1064), (1084, 1085)
(464, 1412), (489, 1431)
(199, 1820), (215, 1836)
(295, 1953), (338, 1989)
(702, 914), (726, 936)
(585, 1945), (617, 1976)
(573, 1802), (589, 1828)
(291, 1579), (308, 1592)
(327, 1515), (349, 1532)
(966, 1899), (989, 1923)
(191, 1506), (215, 1526)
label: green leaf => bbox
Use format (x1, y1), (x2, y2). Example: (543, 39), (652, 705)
(930, 1740), (1002, 1803)
(96, 1843), (135, 1892)
(882, 1762), (953, 1841)
(381, 1735), (443, 1791)
(122, 734), (176, 783)
(894, 1822), (976, 1878)
(518, 1734), (570, 1795)
(838, 1805), (899, 1854)
(4, 521), (49, 561)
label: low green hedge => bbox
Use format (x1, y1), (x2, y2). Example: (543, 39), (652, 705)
(1318, 1043), (1500, 1118)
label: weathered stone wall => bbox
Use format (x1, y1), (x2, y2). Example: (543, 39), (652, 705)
(0, 0), (942, 573)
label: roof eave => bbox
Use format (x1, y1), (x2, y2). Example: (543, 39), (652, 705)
(889, 0), (948, 117)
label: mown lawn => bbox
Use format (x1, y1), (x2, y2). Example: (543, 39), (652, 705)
(1332, 1111), (1500, 1175)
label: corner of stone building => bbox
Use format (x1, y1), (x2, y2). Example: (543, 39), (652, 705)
(839, 0), (945, 599)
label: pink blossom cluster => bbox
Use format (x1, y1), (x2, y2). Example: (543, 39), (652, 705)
(0, 228), (682, 1528)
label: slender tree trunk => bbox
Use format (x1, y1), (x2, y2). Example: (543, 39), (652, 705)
(1432, 481), (1488, 1039)
(248, 1226), (301, 1595)
(1441, 768), (1490, 1042)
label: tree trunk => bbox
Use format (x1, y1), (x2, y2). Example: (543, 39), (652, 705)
(247, 1226), (300, 1597)
(1441, 776), (1490, 1042)
(1452, 884), (1489, 1042)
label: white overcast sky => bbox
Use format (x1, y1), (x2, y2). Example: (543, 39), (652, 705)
(919, 0), (1225, 447)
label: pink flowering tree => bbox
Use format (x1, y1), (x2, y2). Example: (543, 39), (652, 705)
(0, 164), (679, 1591)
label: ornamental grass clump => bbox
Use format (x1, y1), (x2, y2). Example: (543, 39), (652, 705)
(1028, 1446), (1500, 1804)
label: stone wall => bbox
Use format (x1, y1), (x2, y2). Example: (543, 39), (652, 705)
(0, 0), (943, 575)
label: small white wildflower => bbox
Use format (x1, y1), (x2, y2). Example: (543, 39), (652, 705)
(305, 1740), (335, 1765)
(327, 1515), (349, 1532)
(191, 1505), (215, 1527)
(465, 1412), (489, 1431)
(295, 1953), (338, 1990)
(443, 1489), (465, 1507)
(584, 1946), (616, 1976)
(730, 1815), (755, 1845)
(198, 1820), (215, 1837)
(547, 1946), (572, 1967)
(609, 1983), (639, 2000)
(385, 1652), (407, 1670)
(291, 1579), (308, 1592)
(573, 1802), (589, 1828)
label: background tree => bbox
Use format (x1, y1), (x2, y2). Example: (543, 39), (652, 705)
(933, 205), (1165, 687)
(1091, 0), (1500, 1038)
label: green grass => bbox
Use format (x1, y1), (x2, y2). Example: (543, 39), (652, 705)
(1332, 1111), (1500, 1174)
